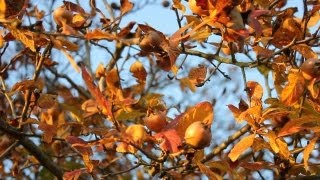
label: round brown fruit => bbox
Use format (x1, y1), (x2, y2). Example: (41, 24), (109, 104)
(162, 0), (170, 8)
(138, 31), (162, 52)
(184, 121), (211, 149)
(144, 112), (167, 132)
(301, 58), (320, 80)
(53, 6), (73, 27)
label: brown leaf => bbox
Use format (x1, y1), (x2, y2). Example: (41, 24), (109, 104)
(11, 79), (43, 93)
(0, 0), (27, 20)
(246, 81), (263, 107)
(303, 137), (317, 171)
(189, 65), (207, 86)
(81, 65), (112, 117)
(38, 122), (57, 143)
(130, 61), (147, 84)
(63, 1), (86, 14)
(66, 136), (92, 155)
(37, 94), (57, 109)
(197, 163), (223, 180)
(280, 71), (305, 106)
(85, 29), (118, 41)
(63, 169), (87, 180)
(291, 44), (317, 59)
(154, 129), (182, 153)
(120, 0), (133, 15)
(228, 134), (255, 162)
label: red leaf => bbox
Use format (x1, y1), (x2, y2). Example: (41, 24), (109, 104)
(63, 168), (87, 180)
(154, 129), (182, 153)
(66, 136), (92, 155)
(81, 65), (112, 117)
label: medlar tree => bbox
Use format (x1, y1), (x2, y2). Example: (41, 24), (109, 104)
(0, 0), (320, 179)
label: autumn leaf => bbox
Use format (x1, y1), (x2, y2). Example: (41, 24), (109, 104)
(82, 153), (94, 172)
(189, 65), (207, 86)
(303, 137), (317, 171)
(246, 81), (263, 107)
(197, 163), (223, 180)
(172, 0), (186, 13)
(154, 129), (182, 153)
(130, 61), (147, 84)
(228, 134), (255, 162)
(38, 122), (57, 143)
(291, 44), (317, 59)
(278, 116), (319, 137)
(63, 168), (87, 180)
(120, 0), (133, 15)
(37, 94), (57, 109)
(81, 65), (112, 118)
(280, 71), (305, 106)
(66, 136), (92, 155)
(125, 124), (146, 144)
(5, 23), (36, 52)
(85, 29), (117, 41)
(165, 101), (213, 138)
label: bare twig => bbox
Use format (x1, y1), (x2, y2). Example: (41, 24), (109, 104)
(0, 117), (64, 179)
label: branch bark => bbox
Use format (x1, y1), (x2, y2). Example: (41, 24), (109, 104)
(0, 118), (64, 179)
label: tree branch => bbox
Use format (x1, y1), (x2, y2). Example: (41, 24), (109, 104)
(201, 124), (251, 163)
(0, 118), (64, 179)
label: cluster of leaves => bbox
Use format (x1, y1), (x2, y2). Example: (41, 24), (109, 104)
(0, 0), (320, 179)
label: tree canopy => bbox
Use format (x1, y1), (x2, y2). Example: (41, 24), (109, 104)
(0, 0), (320, 179)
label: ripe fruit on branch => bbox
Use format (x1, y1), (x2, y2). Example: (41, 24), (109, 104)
(301, 58), (320, 80)
(184, 121), (211, 149)
(144, 112), (168, 132)
(138, 30), (163, 52)
(53, 6), (73, 27)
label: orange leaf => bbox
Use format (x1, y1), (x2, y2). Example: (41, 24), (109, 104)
(66, 136), (92, 155)
(37, 94), (57, 109)
(188, 65), (207, 86)
(197, 163), (223, 180)
(228, 134), (255, 162)
(154, 129), (182, 153)
(246, 81), (263, 107)
(280, 71), (305, 106)
(303, 137), (317, 171)
(82, 153), (94, 172)
(85, 29), (118, 41)
(81, 65), (112, 117)
(120, 0), (133, 15)
(265, 131), (280, 153)
(38, 122), (57, 143)
(165, 101), (213, 138)
(291, 44), (317, 59)
(63, 169), (87, 180)
(130, 61), (147, 84)
(278, 116), (319, 137)
(5, 23), (36, 52)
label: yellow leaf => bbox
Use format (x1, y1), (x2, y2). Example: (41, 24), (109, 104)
(303, 137), (317, 171)
(82, 153), (94, 172)
(292, 44), (317, 59)
(228, 134), (255, 162)
(276, 137), (291, 159)
(61, 49), (80, 72)
(197, 163), (223, 180)
(266, 131), (279, 153)
(179, 77), (196, 92)
(280, 71), (305, 106)
(6, 24), (36, 52)
(0, 0), (5, 20)
(172, 0), (186, 13)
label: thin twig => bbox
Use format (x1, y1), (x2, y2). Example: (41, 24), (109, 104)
(0, 141), (19, 161)
(201, 124), (251, 163)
